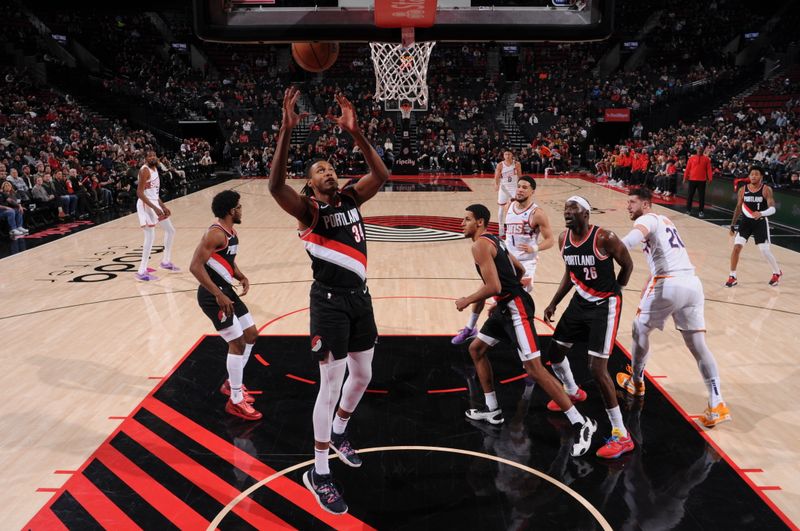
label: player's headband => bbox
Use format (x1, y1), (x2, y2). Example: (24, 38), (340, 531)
(566, 196), (591, 212)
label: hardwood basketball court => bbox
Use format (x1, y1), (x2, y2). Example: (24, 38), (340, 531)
(2, 175), (798, 529)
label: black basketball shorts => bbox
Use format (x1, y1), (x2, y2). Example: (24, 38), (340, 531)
(552, 293), (622, 358)
(197, 284), (253, 342)
(309, 281), (378, 361)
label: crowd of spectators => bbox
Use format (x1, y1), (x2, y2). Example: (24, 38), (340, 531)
(0, 68), (212, 237)
(589, 72), (800, 197)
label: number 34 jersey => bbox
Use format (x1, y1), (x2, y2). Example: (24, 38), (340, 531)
(634, 213), (695, 277)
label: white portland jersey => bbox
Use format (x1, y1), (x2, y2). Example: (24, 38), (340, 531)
(505, 202), (540, 263)
(500, 161), (517, 185)
(636, 213), (694, 276)
(140, 165), (160, 201)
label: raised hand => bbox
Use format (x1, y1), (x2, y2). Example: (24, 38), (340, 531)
(282, 86), (308, 130)
(334, 93), (359, 134)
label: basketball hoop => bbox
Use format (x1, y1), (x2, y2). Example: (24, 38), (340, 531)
(370, 28), (435, 109)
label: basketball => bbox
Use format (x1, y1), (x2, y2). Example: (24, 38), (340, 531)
(291, 42), (339, 72)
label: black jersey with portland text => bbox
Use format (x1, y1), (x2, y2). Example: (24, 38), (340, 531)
(299, 191), (368, 288)
(476, 233), (524, 302)
(204, 224), (238, 286)
(742, 183), (767, 219)
(561, 225), (620, 302)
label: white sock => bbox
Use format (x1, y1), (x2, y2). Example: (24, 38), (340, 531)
(564, 406), (585, 426)
(332, 414), (349, 435)
(497, 206), (505, 235)
(729, 271), (736, 277)
(758, 243), (781, 274)
(314, 448), (330, 475)
(607, 406), (627, 437)
(243, 343), (254, 367)
(706, 377), (723, 408)
(631, 320), (652, 383)
(551, 359), (579, 395)
(138, 226), (155, 275)
(467, 312), (479, 329)
(485, 391), (498, 411)
(681, 331), (723, 407)
(226, 353), (244, 404)
(161, 217), (176, 263)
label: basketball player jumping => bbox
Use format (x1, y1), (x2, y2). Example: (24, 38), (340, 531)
(269, 87), (389, 515)
(543, 196), (635, 459)
(455, 203), (598, 458)
(725, 166), (782, 287)
(136, 150), (179, 281)
(495, 149), (521, 238)
(452, 175), (554, 344)
(189, 190), (262, 421)
(618, 188), (729, 427)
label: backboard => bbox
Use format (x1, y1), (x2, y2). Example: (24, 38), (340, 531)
(194, 0), (614, 44)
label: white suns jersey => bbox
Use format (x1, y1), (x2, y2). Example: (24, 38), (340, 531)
(500, 161), (517, 185)
(140, 165), (160, 201)
(505, 202), (540, 263)
(636, 213), (694, 276)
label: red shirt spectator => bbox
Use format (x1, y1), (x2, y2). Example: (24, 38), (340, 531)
(684, 149), (713, 182)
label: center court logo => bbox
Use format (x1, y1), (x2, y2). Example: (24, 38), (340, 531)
(363, 216), (499, 242)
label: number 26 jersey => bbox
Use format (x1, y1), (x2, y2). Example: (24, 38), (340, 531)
(561, 225), (620, 302)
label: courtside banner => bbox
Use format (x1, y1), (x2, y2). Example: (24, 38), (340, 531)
(375, 0), (437, 28)
(604, 108), (631, 122)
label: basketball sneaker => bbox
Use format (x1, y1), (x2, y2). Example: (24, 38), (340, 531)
(330, 431), (362, 468)
(616, 373), (645, 397)
(596, 428), (635, 459)
(570, 417), (597, 457)
(769, 271), (782, 286)
(225, 398), (262, 421)
(220, 380), (255, 404)
(160, 261), (181, 272)
(700, 402), (731, 428)
(724, 275), (737, 287)
(546, 387), (587, 412)
(135, 272), (158, 281)
(465, 405), (504, 425)
(303, 468), (348, 515)
(451, 326), (478, 345)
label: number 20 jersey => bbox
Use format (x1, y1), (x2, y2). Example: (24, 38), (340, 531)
(634, 213), (694, 277)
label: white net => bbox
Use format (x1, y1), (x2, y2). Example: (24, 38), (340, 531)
(369, 41), (436, 109)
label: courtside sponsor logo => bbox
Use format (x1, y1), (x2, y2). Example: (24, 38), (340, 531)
(36, 245), (164, 283)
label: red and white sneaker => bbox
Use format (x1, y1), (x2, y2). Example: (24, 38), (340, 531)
(546, 387), (588, 412)
(596, 428), (635, 459)
(724, 275), (737, 287)
(220, 380), (255, 404)
(225, 398), (262, 421)
(769, 271), (782, 286)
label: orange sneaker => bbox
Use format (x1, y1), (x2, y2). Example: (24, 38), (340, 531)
(225, 398), (262, 421)
(596, 428), (635, 459)
(546, 387), (587, 412)
(700, 402), (731, 428)
(220, 380), (255, 404)
(616, 372), (645, 397)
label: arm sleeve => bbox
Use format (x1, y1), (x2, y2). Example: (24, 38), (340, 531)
(761, 206), (776, 217)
